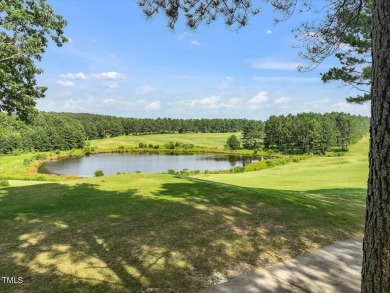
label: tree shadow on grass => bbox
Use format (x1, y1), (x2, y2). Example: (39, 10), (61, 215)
(0, 177), (366, 293)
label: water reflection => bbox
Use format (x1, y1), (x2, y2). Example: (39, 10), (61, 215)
(39, 153), (255, 177)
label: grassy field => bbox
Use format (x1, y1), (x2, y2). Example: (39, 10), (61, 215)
(0, 151), (84, 181)
(0, 136), (368, 292)
(195, 135), (369, 191)
(89, 132), (241, 149)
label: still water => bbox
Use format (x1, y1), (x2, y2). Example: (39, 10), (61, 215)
(39, 153), (254, 177)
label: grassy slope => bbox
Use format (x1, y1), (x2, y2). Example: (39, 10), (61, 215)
(0, 136), (368, 293)
(0, 152), (83, 181)
(89, 132), (241, 149)
(195, 135), (369, 191)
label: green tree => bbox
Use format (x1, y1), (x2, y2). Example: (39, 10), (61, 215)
(241, 121), (263, 149)
(137, 1), (390, 291)
(226, 134), (240, 150)
(0, 0), (67, 122)
(320, 0), (372, 104)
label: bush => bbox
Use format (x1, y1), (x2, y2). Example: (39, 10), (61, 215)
(226, 134), (240, 150)
(0, 180), (10, 187)
(233, 166), (245, 173)
(292, 157), (301, 163)
(94, 170), (104, 177)
(165, 142), (175, 149)
(34, 153), (48, 160)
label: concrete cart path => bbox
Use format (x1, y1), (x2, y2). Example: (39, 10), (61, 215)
(198, 238), (362, 293)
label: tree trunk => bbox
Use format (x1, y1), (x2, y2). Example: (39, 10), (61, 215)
(361, 0), (390, 292)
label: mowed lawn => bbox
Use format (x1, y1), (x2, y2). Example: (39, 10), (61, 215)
(89, 132), (241, 149)
(0, 136), (368, 293)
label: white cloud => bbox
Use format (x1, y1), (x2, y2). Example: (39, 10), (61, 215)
(59, 72), (87, 80)
(135, 85), (154, 95)
(331, 102), (370, 114)
(102, 81), (119, 88)
(91, 72), (126, 80)
(223, 76), (234, 83)
(63, 98), (91, 111)
(304, 98), (330, 106)
(56, 80), (75, 87)
(145, 100), (161, 111)
(103, 98), (118, 105)
(248, 91), (270, 110)
(177, 31), (191, 40)
(217, 76), (235, 89)
(266, 29), (272, 34)
(190, 96), (222, 109)
(228, 98), (244, 106)
(274, 97), (290, 104)
(253, 76), (319, 83)
(170, 95), (242, 113)
(249, 59), (302, 70)
(191, 40), (200, 45)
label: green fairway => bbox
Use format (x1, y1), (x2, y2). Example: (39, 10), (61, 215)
(89, 132), (241, 149)
(0, 136), (368, 293)
(195, 135), (369, 191)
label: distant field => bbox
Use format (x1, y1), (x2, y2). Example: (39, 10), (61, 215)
(89, 132), (241, 149)
(0, 135), (368, 292)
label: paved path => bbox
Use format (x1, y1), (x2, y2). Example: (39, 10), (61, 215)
(198, 238), (362, 293)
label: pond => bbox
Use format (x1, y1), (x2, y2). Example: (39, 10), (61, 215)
(39, 153), (256, 177)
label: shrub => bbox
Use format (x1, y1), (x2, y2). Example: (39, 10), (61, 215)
(292, 157), (301, 163)
(94, 169), (104, 177)
(0, 180), (10, 187)
(34, 153), (48, 160)
(226, 134), (240, 150)
(233, 166), (245, 173)
(165, 142), (175, 149)
(36, 175), (47, 181)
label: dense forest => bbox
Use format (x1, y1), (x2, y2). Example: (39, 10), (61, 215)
(0, 112), (369, 154)
(241, 112), (369, 154)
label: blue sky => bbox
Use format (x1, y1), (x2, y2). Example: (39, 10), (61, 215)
(37, 0), (370, 120)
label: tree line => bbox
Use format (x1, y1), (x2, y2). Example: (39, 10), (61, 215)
(230, 112), (369, 154)
(57, 113), (255, 138)
(0, 111), (368, 155)
(0, 112), (85, 153)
